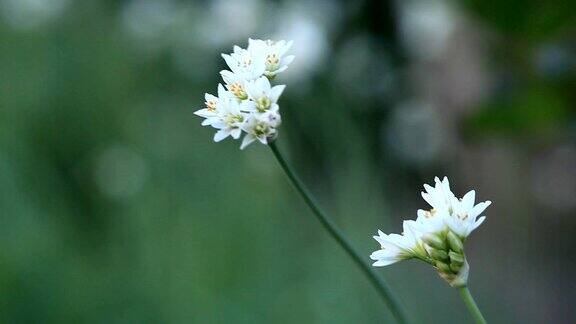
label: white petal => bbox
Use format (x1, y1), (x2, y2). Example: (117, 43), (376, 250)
(213, 129), (229, 142)
(270, 85), (286, 102)
(240, 134), (256, 149)
(472, 216), (486, 231)
(282, 55), (295, 65)
(469, 201), (491, 219)
(231, 128), (242, 139)
(461, 190), (476, 210)
(221, 54), (236, 71)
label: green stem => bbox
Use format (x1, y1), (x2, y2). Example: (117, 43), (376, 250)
(269, 142), (409, 324)
(458, 286), (487, 324)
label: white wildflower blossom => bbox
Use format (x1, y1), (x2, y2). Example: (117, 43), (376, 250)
(248, 38), (295, 78)
(210, 98), (251, 142)
(245, 76), (285, 113)
(240, 114), (278, 150)
(194, 38), (293, 149)
(222, 45), (266, 81)
(194, 84), (231, 126)
(370, 220), (425, 266)
(371, 176), (491, 287)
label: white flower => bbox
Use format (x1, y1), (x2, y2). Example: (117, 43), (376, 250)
(194, 84), (231, 126)
(370, 176), (491, 287)
(419, 176), (491, 239)
(210, 98), (253, 142)
(370, 221), (423, 266)
(240, 114), (278, 150)
(245, 76), (285, 113)
(220, 70), (250, 100)
(421, 176), (457, 213)
(248, 38), (295, 78)
(445, 190), (491, 238)
(221, 45), (266, 81)
(194, 38), (293, 149)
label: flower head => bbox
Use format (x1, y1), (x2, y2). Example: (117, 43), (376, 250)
(194, 38), (293, 149)
(371, 176), (491, 287)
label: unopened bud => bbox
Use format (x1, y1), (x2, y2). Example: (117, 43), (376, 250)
(448, 251), (464, 265)
(429, 249), (449, 261)
(422, 234), (446, 250)
(446, 231), (463, 253)
(435, 261), (451, 273)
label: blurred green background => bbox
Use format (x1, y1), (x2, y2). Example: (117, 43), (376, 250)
(1, 0), (575, 323)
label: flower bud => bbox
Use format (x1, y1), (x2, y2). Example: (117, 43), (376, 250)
(422, 233), (446, 250)
(448, 251), (464, 265)
(435, 261), (451, 273)
(429, 249), (449, 261)
(446, 231), (463, 253)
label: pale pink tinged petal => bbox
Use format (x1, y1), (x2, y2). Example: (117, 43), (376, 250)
(213, 129), (229, 142)
(258, 136), (268, 145)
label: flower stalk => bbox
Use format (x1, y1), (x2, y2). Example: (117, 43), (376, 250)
(458, 286), (487, 324)
(269, 142), (409, 324)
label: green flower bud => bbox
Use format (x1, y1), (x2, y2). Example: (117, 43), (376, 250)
(435, 261), (451, 273)
(422, 234), (446, 250)
(448, 251), (464, 265)
(446, 231), (464, 254)
(429, 249), (449, 261)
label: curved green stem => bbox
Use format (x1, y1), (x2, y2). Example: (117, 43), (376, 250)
(269, 142), (409, 324)
(458, 286), (487, 324)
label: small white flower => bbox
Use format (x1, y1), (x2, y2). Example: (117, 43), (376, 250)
(446, 190), (491, 238)
(370, 176), (491, 287)
(221, 45), (266, 81)
(248, 38), (295, 78)
(239, 114), (278, 150)
(245, 76), (285, 113)
(420, 176), (491, 239)
(211, 98), (252, 142)
(370, 221), (423, 266)
(220, 70), (250, 100)
(194, 38), (293, 149)
(194, 84), (231, 126)
(421, 176), (457, 213)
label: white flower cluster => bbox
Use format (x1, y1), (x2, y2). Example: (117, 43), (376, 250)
(370, 177), (491, 287)
(194, 39), (294, 149)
